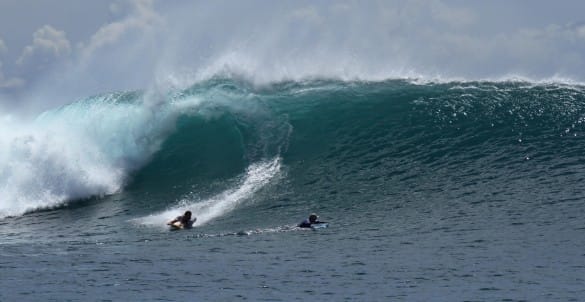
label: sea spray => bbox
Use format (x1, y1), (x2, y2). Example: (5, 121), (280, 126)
(0, 91), (200, 218)
(135, 157), (282, 228)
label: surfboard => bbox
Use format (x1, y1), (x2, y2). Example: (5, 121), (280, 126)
(310, 223), (328, 229)
(169, 222), (184, 230)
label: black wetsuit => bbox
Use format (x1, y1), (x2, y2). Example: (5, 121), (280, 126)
(175, 215), (195, 228)
(298, 219), (322, 228)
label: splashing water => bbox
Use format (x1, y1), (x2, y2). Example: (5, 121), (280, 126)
(135, 157), (281, 228)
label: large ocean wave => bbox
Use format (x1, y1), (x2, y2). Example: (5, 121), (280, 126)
(1, 78), (585, 219)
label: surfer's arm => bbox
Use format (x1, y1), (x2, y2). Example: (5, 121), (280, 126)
(167, 218), (179, 225)
(298, 221), (311, 228)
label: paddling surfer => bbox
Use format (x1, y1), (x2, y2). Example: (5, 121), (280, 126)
(298, 213), (324, 228)
(167, 210), (196, 229)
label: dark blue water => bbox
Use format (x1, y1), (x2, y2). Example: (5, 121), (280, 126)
(1, 79), (585, 301)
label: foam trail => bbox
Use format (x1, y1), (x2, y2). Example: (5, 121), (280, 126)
(136, 157), (281, 228)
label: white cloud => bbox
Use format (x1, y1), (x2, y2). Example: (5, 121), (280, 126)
(0, 38), (6, 53)
(559, 23), (585, 42)
(577, 25), (585, 39)
(290, 6), (322, 24)
(16, 25), (71, 67)
(0, 62), (25, 89)
(0, 76), (25, 89)
(0, 38), (24, 89)
(80, 0), (160, 61)
(109, 2), (122, 14)
(430, 0), (476, 28)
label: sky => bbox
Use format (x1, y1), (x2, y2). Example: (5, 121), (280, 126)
(1, 0), (585, 112)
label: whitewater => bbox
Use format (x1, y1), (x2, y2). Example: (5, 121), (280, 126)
(2, 77), (585, 301)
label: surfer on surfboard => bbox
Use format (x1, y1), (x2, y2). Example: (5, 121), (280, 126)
(298, 213), (326, 228)
(167, 210), (196, 229)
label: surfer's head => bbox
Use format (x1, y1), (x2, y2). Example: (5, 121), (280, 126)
(184, 211), (192, 219)
(309, 213), (318, 223)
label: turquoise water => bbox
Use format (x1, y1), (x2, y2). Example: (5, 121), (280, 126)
(1, 79), (585, 301)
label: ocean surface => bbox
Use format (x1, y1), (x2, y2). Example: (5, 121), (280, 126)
(1, 78), (585, 301)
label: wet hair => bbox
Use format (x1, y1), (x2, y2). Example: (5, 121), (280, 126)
(184, 211), (192, 219)
(309, 213), (318, 222)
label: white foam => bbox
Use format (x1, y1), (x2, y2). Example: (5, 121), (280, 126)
(0, 93), (201, 219)
(0, 118), (123, 217)
(135, 157), (281, 228)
